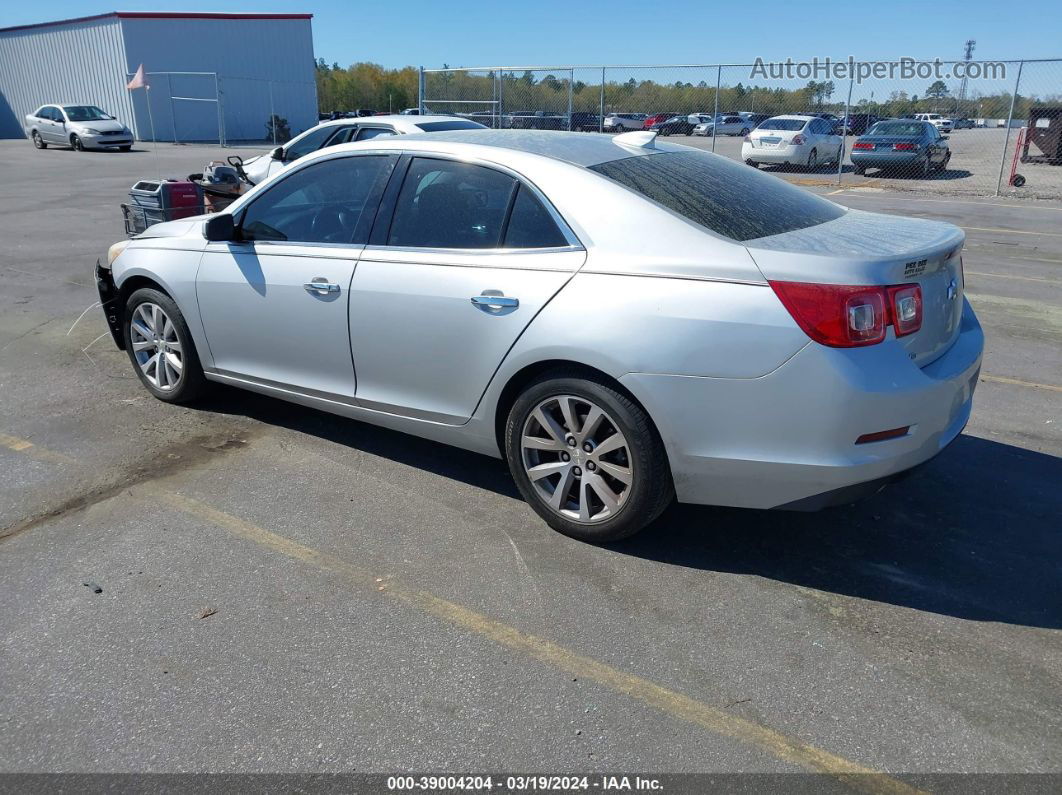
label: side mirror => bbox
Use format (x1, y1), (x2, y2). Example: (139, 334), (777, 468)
(270, 146), (284, 161)
(204, 214), (235, 242)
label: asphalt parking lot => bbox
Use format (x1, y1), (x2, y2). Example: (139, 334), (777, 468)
(1, 139), (1060, 785)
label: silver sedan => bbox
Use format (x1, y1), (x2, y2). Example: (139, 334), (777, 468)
(97, 130), (983, 542)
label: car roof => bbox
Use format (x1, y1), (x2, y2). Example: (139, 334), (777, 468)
(308, 129), (694, 168)
(767, 114), (817, 121)
(312, 114), (475, 132)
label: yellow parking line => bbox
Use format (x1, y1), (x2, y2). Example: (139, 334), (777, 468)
(0, 433), (76, 465)
(961, 226), (1062, 238)
(153, 486), (920, 795)
(965, 270), (1059, 284)
(981, 374), (1062, 393)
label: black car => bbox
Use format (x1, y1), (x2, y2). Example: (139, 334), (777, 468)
(844, 114), (880, 136)
(508, 111), (566, 130)
(568, 112), (602, 131)
(649, 115), (697, 136)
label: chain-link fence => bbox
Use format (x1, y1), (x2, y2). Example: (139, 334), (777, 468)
(127, 70), (318, 146)
(421, 60), (1062, 197)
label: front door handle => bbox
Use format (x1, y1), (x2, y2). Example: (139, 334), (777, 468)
(471, 294), (519, 310)
(305, 278), (340, 295)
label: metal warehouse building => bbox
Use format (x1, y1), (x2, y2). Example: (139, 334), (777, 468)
(0, 11), (318, 143)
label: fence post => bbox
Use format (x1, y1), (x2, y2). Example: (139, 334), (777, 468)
(168, 74), (178, 144)
(418, 66), (425, 114)
(213, 73), (225, 147)
(712, 65), (721, 153)
(568, 68), (574, 131)
(599, 66), (605, 132)
(269, 81), (276, 146)
(498, 70), (504, 127)
(995, 60), (1024, 196)
(838, 71), (854, 185)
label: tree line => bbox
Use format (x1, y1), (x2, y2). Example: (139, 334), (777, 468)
(317, 60), (1056, 121)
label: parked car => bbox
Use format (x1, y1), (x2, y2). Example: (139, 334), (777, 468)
(850, 119), (951, 177)
(738, 113), (770, 129)
(603, 113), (647, 132)
(951, 118), (976, 129)
(643, 112), (679, 129)
(649, 115), (702, 136)
(693, 115), (750, 137)
(98, 130), (981, 542)
(508, 111), (566, 130)
(742, 115), (843, 169)
(25, 104), (133, 151)
(568, 112), (602, 132)
(913, 113), (954, 133)
(845, 114), (880, 136)
(237, 114), (486, 184)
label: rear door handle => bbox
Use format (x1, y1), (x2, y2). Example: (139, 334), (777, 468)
(471, 294), (519, 310)
(305, 278), (340, 295)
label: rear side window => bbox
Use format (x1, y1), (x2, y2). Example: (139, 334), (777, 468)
(504, 185), (567, 248)
(589, 151), (845, 242)
(284, 125), (338, 161)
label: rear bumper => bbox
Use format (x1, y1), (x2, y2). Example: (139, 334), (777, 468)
(621, 298), (983, 510)
(850, 151), (923, 167)
(742, 143), (806, 163)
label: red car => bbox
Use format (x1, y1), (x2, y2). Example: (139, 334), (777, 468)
(643, 112), (678, 129)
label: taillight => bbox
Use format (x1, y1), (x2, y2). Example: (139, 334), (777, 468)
(769, 281), (923, 348)
(887, 284), (923, 336)
(852, 141), (874, 150)
(791, 134), (806, 146)
(892, 142), (916, 151)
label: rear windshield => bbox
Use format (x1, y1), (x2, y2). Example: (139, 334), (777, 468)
(868, 122), (926, 136)
(416, 120), (486, 132)
(757, 118), (806, 131)
(589, 150), (845, 242)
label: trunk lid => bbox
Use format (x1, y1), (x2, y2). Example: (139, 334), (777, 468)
(744, 208), (965, 365)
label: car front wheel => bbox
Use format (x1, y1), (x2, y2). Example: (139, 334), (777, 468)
(123, 288), (208, 403)
(505, 372), (673, 543)
(32, 131), (47, 149)
(71, 134), (84, 151)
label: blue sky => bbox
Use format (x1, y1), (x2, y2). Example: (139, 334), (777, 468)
(3, 1), (1060, 67)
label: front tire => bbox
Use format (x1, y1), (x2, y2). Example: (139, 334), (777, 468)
(123, 288), (208, 403)
(32, 131), (47, 149)
(119, 145), (131, 152)
(505, 372), (673, 543)
(71, 134), (84, 151)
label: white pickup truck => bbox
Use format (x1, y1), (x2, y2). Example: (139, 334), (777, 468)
(913, 113), (954, 133)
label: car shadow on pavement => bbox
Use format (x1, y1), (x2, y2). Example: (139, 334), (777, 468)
(615, 434), (1062, 629)
(200, 389), (1061, 629)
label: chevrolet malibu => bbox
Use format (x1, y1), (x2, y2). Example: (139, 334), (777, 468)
(97, 130), (983, 542)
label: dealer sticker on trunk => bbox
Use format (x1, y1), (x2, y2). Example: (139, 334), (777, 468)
(904, 258), (927, 278)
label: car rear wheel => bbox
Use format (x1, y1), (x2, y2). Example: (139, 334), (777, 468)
(71, 135), (84, 151)
(740, 127), (750, 136)
(745, 158), (758, 168)
(936, 151), (951, 172)
(505, 373), (673, 543)
(32, 131), (46, 149)
(854, 164), (866, 175)
(919, 154), (932, 178)
(806, 148), (818, 170)
(123, 288), (208, 404)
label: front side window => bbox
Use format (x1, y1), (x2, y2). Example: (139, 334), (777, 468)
(283, 125), (339, 161)
(387, 158), (517, 249)
(239, 155), (395, 244)
(590, 150), (845, 242)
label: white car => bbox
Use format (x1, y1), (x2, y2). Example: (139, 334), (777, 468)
(603, 113), (648, 132)
(97, 130), (981, 542)
(913, 114), (954, 133)
(694, 115), (751, 137)
(25, 104), (133, 151)
(742, 115), (843, 170)
(238, 114), (486, 184)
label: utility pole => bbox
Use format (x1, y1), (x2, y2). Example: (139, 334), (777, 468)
(957, 39), (975, 116)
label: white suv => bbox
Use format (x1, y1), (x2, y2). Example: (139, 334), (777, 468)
(914, 113), (953, 133)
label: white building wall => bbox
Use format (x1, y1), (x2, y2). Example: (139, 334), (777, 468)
(0, 15), (133, 139)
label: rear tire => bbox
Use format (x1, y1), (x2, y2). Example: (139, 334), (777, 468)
(806, 148), (818, 171)
(854, 164), (866, 175)
(505, 372), (674, 543)
(32, 131), (46, 149)
(745, 158), (758, 168)
(123, 288), (209, 404)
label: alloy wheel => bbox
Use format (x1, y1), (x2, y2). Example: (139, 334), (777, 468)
(521, 395), (633, 524)
(129, 302), (183, 391)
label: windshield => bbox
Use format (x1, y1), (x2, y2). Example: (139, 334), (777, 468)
(590, 150), (844, 242)
(415, 120), (487, 132)
(757, 118), (805, 131)
(63, 106), (110, 121)
(868, 122), (925, 136)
